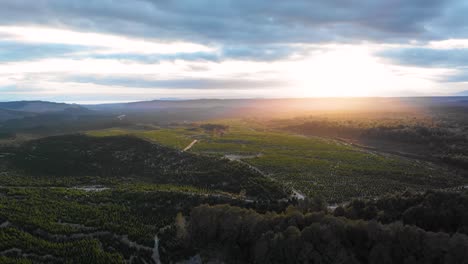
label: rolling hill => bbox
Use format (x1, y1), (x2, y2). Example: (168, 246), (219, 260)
(3, 134), (286, 200)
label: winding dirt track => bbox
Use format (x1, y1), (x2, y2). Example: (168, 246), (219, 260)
(182, 140), (198, 151)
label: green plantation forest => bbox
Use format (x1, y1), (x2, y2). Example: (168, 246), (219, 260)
(0, 98), (468, 263)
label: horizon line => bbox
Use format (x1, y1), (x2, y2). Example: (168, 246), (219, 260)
(1, 95), (468, 105)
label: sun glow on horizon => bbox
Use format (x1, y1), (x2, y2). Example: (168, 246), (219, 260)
(286, 45), (451, 98)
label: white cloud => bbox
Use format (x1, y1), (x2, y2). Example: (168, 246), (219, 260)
(0, 26), (214, 55)
(427, 39), (468, 49)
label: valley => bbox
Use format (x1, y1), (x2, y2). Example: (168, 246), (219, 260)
(0, 98), (467, 263)
(87, 119), (467, 203)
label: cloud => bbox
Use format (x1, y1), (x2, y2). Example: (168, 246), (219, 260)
(0, 26), (213, 55)
(0, 25), (302, 63)
(378, 46), (468, 82)
(379, 48), (468, 68)
(65, 75), (288, 90)
(0, 0), (462, 44)
(89, 44), (298, 63)
(443, 72), (468, 83)
(2, 0), (468, 100)
(221, 45), (298, 61)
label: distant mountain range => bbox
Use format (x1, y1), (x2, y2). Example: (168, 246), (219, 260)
(2, 97), (468, 126)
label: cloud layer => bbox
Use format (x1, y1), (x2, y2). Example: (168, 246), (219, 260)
(1, 0), (463, 43)
(1, 0), (468, 102)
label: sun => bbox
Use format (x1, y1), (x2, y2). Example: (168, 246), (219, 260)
(286, 45), (398, 97)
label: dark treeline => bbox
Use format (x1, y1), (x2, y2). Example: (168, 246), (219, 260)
(165, 202), (468, 263)
(199, 123), (229, 131)
(285, 119), (468, 148)
(281, 116), (468, 169)
(337, 190), (468, 235)
(199, 123), (230, 136)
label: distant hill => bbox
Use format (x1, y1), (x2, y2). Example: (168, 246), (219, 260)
(0, 100), (86, 113)
(4, 134), (286, 199)
(87, 99), (250, 110)
(0, 107), (128, 135)
(87, 97), (468, 114)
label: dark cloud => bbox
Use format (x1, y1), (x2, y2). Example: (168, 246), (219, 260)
(2, 0), (466, 65)
(379, 48), (468, 68)
(66, 75), (288, 90)
(0, 0), (463, 45)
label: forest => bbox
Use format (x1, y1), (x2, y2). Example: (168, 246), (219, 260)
(0, 98), (467, 263)
(163, 190), (468, 263)
(276, 105), (468, 170)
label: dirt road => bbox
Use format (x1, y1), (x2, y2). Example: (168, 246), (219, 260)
(182, 140), (198, 151)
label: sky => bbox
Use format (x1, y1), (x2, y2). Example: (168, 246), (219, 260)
(1, 0), (468, 103)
